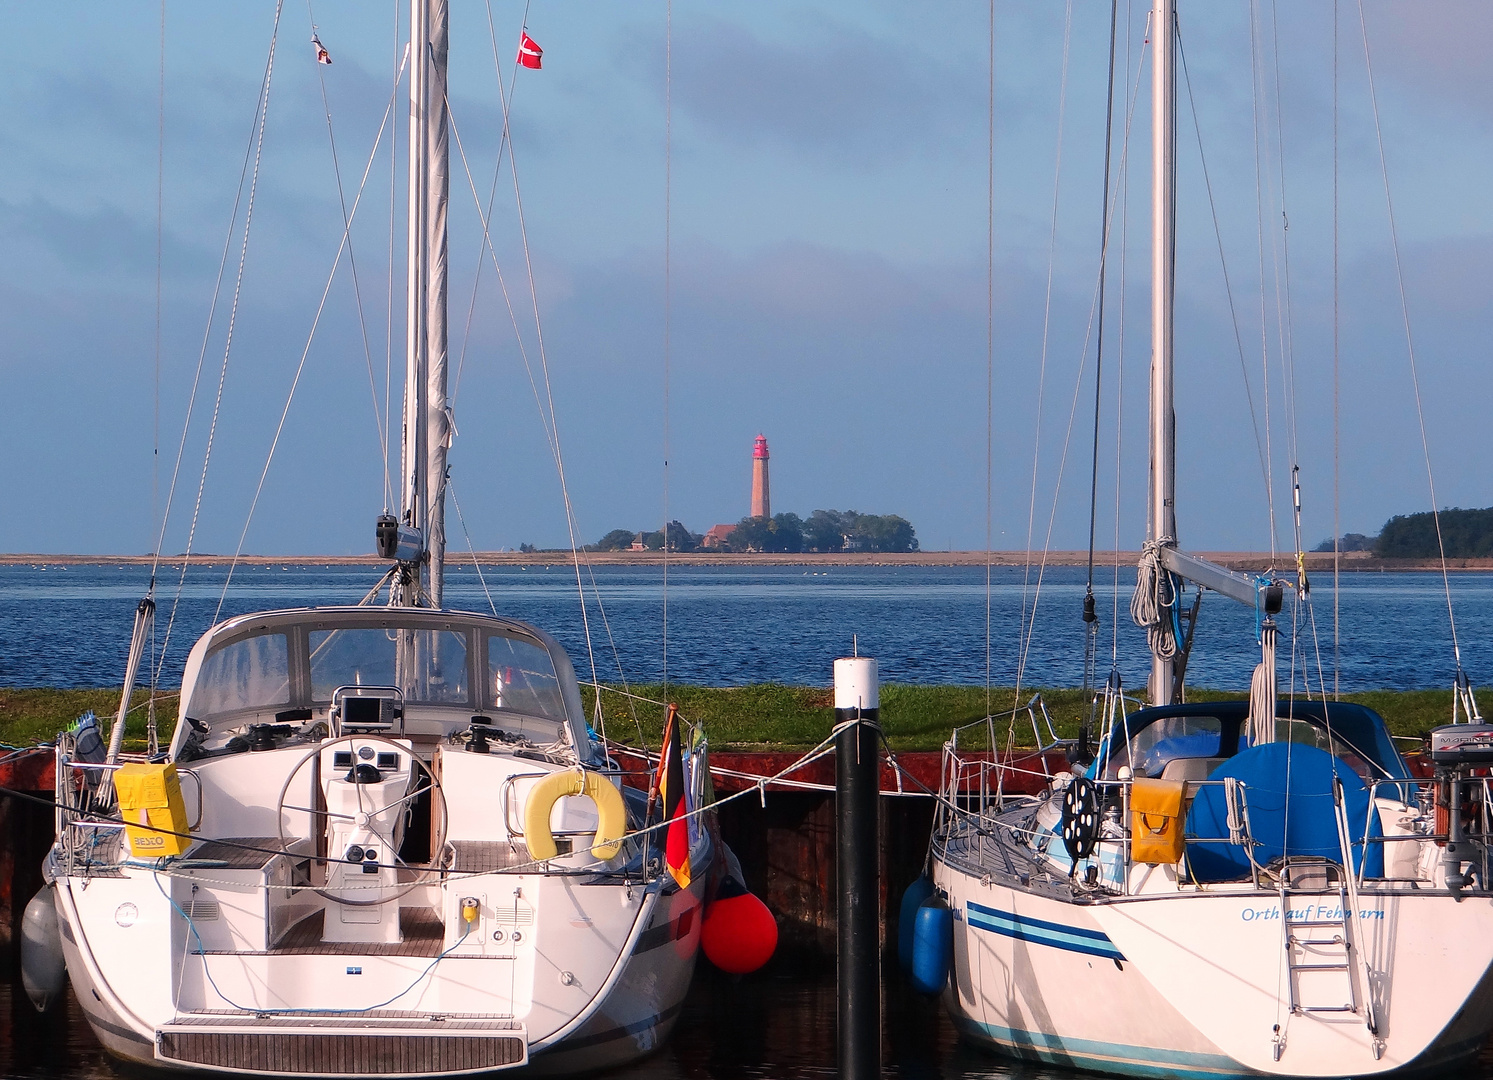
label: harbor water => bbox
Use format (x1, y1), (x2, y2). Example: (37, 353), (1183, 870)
(3, 561), (1492, 692)
(4, 561), (1493, 1076)
(4, 971), (1492, 1079)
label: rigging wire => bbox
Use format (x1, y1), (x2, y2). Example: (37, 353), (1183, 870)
(1247, 0), (1279, 560)
(446, 110), (628, 703)
(452, 6), (525, 406)
(1332, 0), (1341, 699)
(1176, 35), (1271, 503)
(150, 0), (166, 730)
(1013, 28), (1150, 701)
(1083, 0), (1122, 694)
(663, 0), (672, 694)
(213, 76), (406, 624)
(448, 481), (498, 616)
(1354, 0), (1466, 671)
(984, 0), (994, 722)
(154, 0), (285, 681)
(307, 2), (392, 514)
(386, 1), (400, 513)
(1017, 0), (1076, 706)
(1112, 0), (1135, 672)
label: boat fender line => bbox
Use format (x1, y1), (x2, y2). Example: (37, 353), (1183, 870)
(523, 768), (626, 861)
(1060, 776), (1100, 872)
(909, 893), (953, 996)
(21, 887), (66, 1012)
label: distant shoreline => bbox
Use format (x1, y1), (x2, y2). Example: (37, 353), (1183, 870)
(2, 550), (1489, 572)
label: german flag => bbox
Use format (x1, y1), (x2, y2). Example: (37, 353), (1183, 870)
(654, 704), (692, 889)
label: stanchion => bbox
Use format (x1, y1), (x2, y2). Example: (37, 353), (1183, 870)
(835, 655), (880, 1080)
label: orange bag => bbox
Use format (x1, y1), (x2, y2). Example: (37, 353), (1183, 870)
(1130, 777), (1187, 865)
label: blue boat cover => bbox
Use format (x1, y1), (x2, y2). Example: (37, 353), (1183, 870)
(1184, 743), (1384, 882)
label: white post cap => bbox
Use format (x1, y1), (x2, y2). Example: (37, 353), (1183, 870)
(833, 657), (879, 711)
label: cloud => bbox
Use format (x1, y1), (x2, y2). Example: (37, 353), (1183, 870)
(620, 13), (984, 169)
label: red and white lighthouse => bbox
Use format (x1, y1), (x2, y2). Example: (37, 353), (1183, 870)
(750, 434), (770, 520)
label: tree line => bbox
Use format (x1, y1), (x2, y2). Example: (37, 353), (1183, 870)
(1314, 506), (1493, 558)
(590, 509), (919, 554)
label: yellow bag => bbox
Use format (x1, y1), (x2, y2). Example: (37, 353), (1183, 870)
(1130, 777), (1187, 865)
(115, 763), (191, 858)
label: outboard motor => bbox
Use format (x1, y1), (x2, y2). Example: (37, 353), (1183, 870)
(1429, 723), (1493, 897)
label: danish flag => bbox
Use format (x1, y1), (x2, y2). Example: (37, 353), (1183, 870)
(516, 31), (543, 69)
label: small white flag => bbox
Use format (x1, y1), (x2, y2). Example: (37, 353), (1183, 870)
(312, 33), (332, 65)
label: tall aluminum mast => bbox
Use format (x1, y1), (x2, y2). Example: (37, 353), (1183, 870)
(1148, 0), (1177, 704)
(395, 0), (450, 607)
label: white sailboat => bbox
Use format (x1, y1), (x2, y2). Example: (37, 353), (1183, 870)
(26, 3), (715, 1075)
(926, 3), (1493, 1075)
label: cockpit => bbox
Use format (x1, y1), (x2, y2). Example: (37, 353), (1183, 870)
(169, 606), (601, 766)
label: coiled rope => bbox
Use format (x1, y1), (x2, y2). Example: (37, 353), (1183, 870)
(1129, 539), (1178, 661)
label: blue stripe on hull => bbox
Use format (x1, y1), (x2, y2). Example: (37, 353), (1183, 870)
(967, 900), (1126, 961)
(953, 1016), (1248, 1079)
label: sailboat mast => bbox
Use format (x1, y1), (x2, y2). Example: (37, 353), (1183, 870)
(399, 0), (450, 608)
(423, 0), (450, 609)
(1149, 0), (1177, 703)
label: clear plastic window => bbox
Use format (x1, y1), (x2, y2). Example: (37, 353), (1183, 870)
(488, 634), (565, 721)
(1105, 715), (1223, 779)
(310, 628), (469, 704)
(193, 633), (290, 719)
(1251, 717), (1375, 784)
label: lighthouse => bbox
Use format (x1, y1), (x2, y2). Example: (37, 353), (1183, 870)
(751, 434), (771, 519)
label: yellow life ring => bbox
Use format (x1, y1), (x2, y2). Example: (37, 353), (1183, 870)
(523, 768), (627, 861)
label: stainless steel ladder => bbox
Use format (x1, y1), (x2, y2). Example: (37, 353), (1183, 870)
(1279, 859), (1361, 1020)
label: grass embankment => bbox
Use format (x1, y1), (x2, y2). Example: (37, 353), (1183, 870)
(0, 685), (1473, 755)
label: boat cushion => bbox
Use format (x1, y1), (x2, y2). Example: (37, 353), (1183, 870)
(1184, 742), (1384, 882)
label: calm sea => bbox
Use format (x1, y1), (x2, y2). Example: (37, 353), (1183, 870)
(2, 562), (1491, 692)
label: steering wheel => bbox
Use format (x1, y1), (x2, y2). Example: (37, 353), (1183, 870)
(276, 734), (448, 906)
(1060, 776), (1100, 873)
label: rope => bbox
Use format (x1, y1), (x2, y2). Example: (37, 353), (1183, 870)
(1130, 539), (1177, 661)
(1249, 620), (1277, 747)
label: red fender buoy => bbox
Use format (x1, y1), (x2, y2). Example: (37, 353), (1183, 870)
(701, 877), (777, 974)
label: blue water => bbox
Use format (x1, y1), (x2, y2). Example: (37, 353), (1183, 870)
(2, 561), (1491, 692)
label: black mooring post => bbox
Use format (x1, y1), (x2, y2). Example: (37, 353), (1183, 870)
(835, 656), (880, 1080)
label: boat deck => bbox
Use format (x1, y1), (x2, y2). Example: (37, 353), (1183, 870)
(200, 909), (448, 957)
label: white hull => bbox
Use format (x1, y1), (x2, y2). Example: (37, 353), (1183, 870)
(936, 850), (1493, 1078)
(52, 866), (706, 1077)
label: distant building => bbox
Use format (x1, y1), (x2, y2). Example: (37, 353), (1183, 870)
(629, 532), (647, 551)
(751, 434), (770, 519)
(700, 524), (736, 549)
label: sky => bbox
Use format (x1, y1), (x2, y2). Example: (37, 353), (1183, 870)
(1, 1), (1491, 557)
